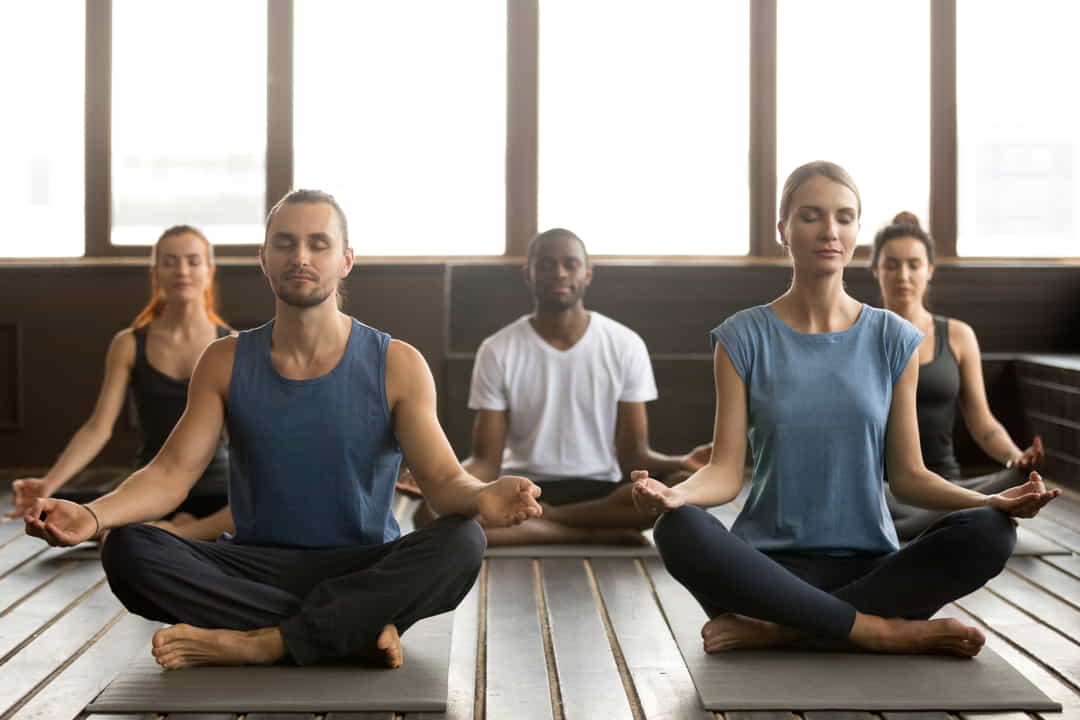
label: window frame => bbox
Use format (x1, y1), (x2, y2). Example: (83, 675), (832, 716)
(71, 0), (1071, 262)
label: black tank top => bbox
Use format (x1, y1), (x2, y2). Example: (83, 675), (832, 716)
(916, 315), (962, 480)
(130, 325), (230, 495)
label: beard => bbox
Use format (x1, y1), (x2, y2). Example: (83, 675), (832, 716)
(272, 280), (336, 308)
(535, 288), (584, 312)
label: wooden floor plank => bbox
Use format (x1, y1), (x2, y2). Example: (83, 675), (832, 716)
(485, 559), (553, 720)
(245, 714), (317, 719)
(802, 712), (875, 720)
(1044, 555), (1080, 580)
(985, 572), (1080, 642)
(324, 713), (395, 720)
(0, 520), (26, 547)
(1040, 487), (1080, 531)
(940, 603), (1080, 719)
(82, 714), (155, 720)
(1023, 517), (1080, 554)
(590, 558), (711, 720)
(165, 714), (236, 720)
(955, 714), (1032, 720)
(0, 537), (48, 579)
(725, 713), (796, 720)
(0, 584), (125, 717)
(540, 558), (633, 720)
(405, 580), (480, 720)
(0, 561), (106, 662)
(1006, 557), (1080, 610)
(952, 587), (1080, 688)
(0, 548), (72, 616)
(881, 713), (952, 720)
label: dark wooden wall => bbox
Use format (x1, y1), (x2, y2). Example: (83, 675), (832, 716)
(1, 261), (1078, 487)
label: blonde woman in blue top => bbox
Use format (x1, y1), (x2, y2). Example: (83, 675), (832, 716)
(633, 161), (1059, 657)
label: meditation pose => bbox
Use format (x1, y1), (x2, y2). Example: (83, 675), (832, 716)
(871, 212), (1045, 539)
(409, 228), (709, 545)
(633, 162), (1059, 657)
(24, 190), (541, 669)
(8, 226), (231, 525)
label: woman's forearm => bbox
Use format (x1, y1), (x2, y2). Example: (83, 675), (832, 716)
(891, 468), (990, 510)
(42, 422), (114, 493)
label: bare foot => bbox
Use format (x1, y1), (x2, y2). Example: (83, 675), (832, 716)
(852, 614), (985, 658)
(701, 614), (801, 652)
(151, 624), (286, 669)
(376, 624), (403, 668)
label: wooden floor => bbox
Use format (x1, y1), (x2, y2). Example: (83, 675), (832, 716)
(1, 486), (1078, 720)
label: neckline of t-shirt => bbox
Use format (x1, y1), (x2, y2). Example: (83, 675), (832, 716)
(764, 303), (867, 341)
(262, 317), (357, 385)
(524, 312), (594, 355)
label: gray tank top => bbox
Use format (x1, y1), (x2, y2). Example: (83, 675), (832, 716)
(916, 316), (962, 479)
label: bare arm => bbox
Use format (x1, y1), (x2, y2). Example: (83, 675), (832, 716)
(9, 331), (135, 516)
(633, 343), (747, 511)
(151, 505), (234, 541)
(460, 409), (508, 483)
(953, 320), (1026, 465)
(615, 402), (710, 476)
(387, 341), (540, 524)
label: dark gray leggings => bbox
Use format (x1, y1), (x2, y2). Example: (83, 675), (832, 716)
(653, 505), (1015, 643)
(887, 467), (1025, 540)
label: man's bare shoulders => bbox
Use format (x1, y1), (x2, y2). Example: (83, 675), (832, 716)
(194, 335), (238, 397)
(386, 339), (434, 408)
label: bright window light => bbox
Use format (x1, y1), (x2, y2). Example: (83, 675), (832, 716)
(538, 0), (750, 255)
(294, 1), (506, 256)
(0, 2), (84, 257)
(111, 0), (267, 246)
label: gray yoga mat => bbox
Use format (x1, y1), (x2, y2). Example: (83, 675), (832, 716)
(87, 610), (454, 713)
(650, 561), (1061, 712)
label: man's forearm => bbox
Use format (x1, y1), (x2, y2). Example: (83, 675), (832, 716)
(89, 465), (194, 530)
(423, 471), (486, 517)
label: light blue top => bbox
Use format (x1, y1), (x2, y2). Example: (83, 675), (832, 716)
(226, 318), (402, 548)
(711, 304), (923, 555)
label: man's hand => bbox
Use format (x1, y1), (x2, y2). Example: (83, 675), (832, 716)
(1011, 435), (1045, 471)
(24, 498), (100, 547)
(476, 475), (542, 527)
(631, 470), (686, 514)
(987, 471), (1059, 518)
(7, 477), (50, 519)
(680, 443), (713, 473)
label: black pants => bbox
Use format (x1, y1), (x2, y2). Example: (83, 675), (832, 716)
(101, 514), (486, 665)
(887, 467), (1024, 540)
(654, 505), (1015, 643)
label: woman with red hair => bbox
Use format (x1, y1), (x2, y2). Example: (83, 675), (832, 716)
(7, 226), (231, 526)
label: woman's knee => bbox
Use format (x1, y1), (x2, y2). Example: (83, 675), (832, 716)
(951, 507), (1016, 576)
(654, 505), (722, 574)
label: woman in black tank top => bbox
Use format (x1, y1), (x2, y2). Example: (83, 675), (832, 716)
(7, 226), (233, 528)
(871, 212), (1044, 539)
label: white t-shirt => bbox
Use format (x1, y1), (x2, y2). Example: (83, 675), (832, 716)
(468, 312), (658, 482)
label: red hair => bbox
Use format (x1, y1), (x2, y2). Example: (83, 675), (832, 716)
(131, 225), (227, 330)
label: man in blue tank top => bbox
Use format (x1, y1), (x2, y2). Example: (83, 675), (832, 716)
(24, 190), (543, 669)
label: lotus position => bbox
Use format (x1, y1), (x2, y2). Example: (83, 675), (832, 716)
(406, 228), (709, 545)
(871, 212), (1046, 539)
(7, 226), (231, 526)
(634, 162), (1059, 657)
(25, 190), (541, 669)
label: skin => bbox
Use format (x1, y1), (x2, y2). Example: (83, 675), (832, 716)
(24, 202), (543, 669)
(631, 175), (1060, 657)
(873, 236), (1043, 469)
(7, 232), (224, 521)
(408, 233), (710, 544)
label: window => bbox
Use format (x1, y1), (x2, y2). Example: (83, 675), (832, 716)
(538, 0), (750, 255)
(294, 1), (506, 255)
(111, 0), (267, 246)
(777, 0), (929, 244)
(957, 0), (1080, 257)
(0, 2), (84, 257)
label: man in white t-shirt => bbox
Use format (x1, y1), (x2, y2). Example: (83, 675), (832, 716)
(410, 228), (709, 545)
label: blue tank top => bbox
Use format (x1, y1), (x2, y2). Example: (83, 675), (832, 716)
(226, 318), (402, 548)
(711, 304), (923, 555)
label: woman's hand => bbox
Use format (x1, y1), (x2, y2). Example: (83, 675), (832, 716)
(987, 471), (1059, 518)
(1009, 435), (1045, 471)
(7, 478), (51, 519)
(631, 470), (686, 514)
